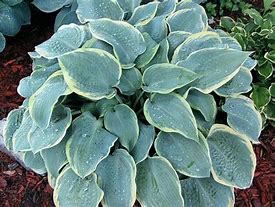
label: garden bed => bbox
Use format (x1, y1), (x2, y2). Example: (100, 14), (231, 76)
(0, 5), (274, 207)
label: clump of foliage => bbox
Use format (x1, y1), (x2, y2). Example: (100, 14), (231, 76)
(219, 0), (275, 126)
(4, 0), (262, 206)
(0, 0), (30, 52)
(204, 0), (252, 17)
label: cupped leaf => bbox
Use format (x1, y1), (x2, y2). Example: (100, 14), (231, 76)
(89, 19), (146, 68)
(144, 93), (198, 141)
(17, 63), (60, 98)
(222, 96), (262, 143)
(41, 134), (69, 179)
(155, 131), (211, 177)
(54, 8), (80, 32)
(3, 108), (25, 150)
(128, 2), (158, 26)
(172, 31), (223, 64)
(76, 0), (124, 23)
(142, 63), (199, 94)
(0, 32), (5, 52)
(167, 8), (207, 33)
(177, 48), (251, 93)
(215, 68), (253, 97)
(29, 71), (72, 129)
(35, 24), (88, 59)
(0, 3), (21, 36)
(28, 106), (72, 153)
(54, 167), (103, 207)
(66, 112), (117, 178)
(82, 37), (113, 54)
(95, 98), (118, 117)
(117, 67), (142, 95)
(12, 110), (32, 152)
(104, 104), (139, 150)
(59, 48), (121, 100)
(130, 122), (155, 164)
(186, 89), (217, 122)
(181, 177), (235, 207)
(207, 124), (256, 189)
(136, 156), (184, 207)
(96, 149), (136, 207)
(135, 33), (159, 68)
(117, 0), (141, 14)
(22, 151), (47, 174)
(138, 16), (168, 43)
(167, 31), (190, 58)
(156, 0), (177, 16)
(32, 0), (72, 12)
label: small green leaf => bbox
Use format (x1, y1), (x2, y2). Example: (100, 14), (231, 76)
(244, 9), (263, 25)
(264, 0), (274, 11)
(54, 167), (103, 207)
(29, 71), (72, 129)
(263, 101), (275, 120)
(220, 16), (235, 31)
(66, 112), (117, 178)
(144, 93), (198, 142)
(136, 156), (184, 207)
(250, 85), (271, 108)
(96, 149), (136, 207)
(207, 124), (256, 189)
(89, 19), (146, 68)
(258, 61), (273, 79)
(269, 83), (275, 98)
(155, 131), (211, 177)
(223, 96), (262, 143)
(264, 51), (275, 63)
(181, 177), (234, 207)
(142, 63), (199, 94)
(130, 122), (155, 164)
(104, 104), (139, 150)
(76, 0), (124, 23)
(59, 48), (121, 100)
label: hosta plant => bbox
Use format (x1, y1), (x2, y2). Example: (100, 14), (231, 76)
(0, 0), (31, 52)
(4, 0), (262, 206)
(219, 0), (275, 126)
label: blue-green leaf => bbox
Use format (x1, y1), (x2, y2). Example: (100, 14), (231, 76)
(3, 108), (25, 150)
(29, 71), (72, 129)
(207, 124), (256, 189)
(0, 3), (21, 36)
(181, 177), (235, 207)
(59, 48), (121, 100)
(13, 1), (31, 25)
(95, 98), (118, 117)
(54, 167), (103, 207)
(96, 149), (136, 207)
(28, 106), (71, 153)
(156, 0), (177, 16)
(167, 31), (190, 58)
(22, 151), (47, 174)
(144, 93), (198, 142)
(32, 0), (72, 12)
(155, 131), (211, 177)
(142, 63), (199, 94)
(177, 48), (251, 93)
(136, 157), (184, 207)
(54, 8), (80, 32)
(104, 104), (139, 150)
(35, 24), (89, 59)
(76, 0), (124, 23)
(0, 32), (5, 52)
(130, 122), (155, 164)
(66, 112), (117, 178)
(222, 96), (262, 143)
(89, 19), (146, 68)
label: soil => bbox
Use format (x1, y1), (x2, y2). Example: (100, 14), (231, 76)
(0, 5), (274, 207)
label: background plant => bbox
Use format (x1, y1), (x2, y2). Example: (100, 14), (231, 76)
(4, 0), (262, 206)
(0, 0), (31, 52)
(219, 0), (275, 126)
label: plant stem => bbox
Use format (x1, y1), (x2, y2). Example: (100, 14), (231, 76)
(115, 94), (123, 104)
(133, 91), (145, 109)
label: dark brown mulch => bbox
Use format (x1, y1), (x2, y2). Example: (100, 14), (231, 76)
(0, 5), (274, 207)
